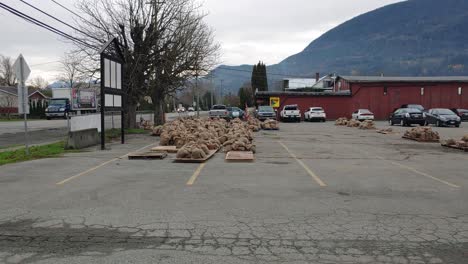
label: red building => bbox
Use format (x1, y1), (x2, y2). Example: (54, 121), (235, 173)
(256, 76), (468, 120)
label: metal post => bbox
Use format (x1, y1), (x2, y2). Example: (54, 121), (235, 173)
(20, 57), (29, 155)
(196, 73), (200, 117)
(100, 56), (106, 150)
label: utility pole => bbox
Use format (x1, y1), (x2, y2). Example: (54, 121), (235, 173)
(220, 79), (224, 103)
(210, 72), (214, 108)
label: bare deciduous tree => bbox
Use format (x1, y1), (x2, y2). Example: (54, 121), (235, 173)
(71, 0), (219, 127)
(0, 55), (16, 86)
(58, 53), (85, 89)
(29, 76), (49, 89)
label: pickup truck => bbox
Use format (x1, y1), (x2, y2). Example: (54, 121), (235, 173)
(280, 105), (301, 122)
(209, 104), (230, 119)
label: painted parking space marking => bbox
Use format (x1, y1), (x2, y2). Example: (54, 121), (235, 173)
(186, 163), (206, 186)
(56, 143), (158, 185)
(351, 146), (461, 189)
(279, 141), (327, 187)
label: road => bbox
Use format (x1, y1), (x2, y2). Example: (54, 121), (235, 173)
(0, 121), (467, 263)
(0, 112), (209, 148)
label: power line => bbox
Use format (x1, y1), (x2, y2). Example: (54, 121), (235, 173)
(30, 60), (62, 67)
(215, 66), (315, 79)
(50, 0), (88, 22)
(0, 2), (97, 51)
(19, 0), (100, 42)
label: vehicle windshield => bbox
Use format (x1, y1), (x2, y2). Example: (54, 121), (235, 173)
(212, 105), (226, 110)
(49, 99), (67, 105)
(405, 108), (422, 113)
(285, 106), (298, 110)
(360, 109), (372, 114)
(259, 106), (274, 112)
(407, 104), (424, 111)
(437, 109), (455, 115)
(311, 108), (324, 112)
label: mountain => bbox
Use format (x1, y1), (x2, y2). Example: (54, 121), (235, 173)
(213, 0), (468, 93)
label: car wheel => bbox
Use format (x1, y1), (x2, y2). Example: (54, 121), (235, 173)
(46, 117), (51, 120)
(455, 124), (460, 128)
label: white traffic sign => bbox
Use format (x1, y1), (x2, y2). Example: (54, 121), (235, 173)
(13, 54), (31, 155)
(13, 54), (31, 81)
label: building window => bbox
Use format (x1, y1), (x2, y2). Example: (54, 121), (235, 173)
(383, 86), (388, 95)
(421, 87), (425, 96)
(459, 87), (462, 95)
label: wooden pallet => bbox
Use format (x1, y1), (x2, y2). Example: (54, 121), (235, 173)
(225, 151), (255, 162)
(377, 130), (398, 135)
(441, 144), (468, 152)
(402, 136), (440, 143)
(128, 152), (167, 160)
(151, 146), (178, 153)
(175, 149), (218, 163)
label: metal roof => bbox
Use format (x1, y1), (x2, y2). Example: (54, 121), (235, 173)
(256, 91), (351, 97)
(0, 86), (48, 97)
(339, 76), (468, 83)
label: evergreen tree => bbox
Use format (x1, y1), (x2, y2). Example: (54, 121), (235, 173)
(251, 61), (268, 92)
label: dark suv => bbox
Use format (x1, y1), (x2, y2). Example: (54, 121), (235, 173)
(401, 104), (425, 112)
(389, 108), (425, 126)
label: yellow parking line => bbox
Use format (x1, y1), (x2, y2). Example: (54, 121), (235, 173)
(56, 143), (158, 185)
(279, 142), (327, 187)
(386, 159), (460, 188)
(186, 163), (206, 186)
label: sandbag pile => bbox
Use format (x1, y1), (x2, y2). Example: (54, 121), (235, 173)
(219, 118), (256, 153)
(151, 125), (163, 136)
(444, 134), (468, 148)
(359, 120), (376, 130)
(139, 119), (154, 130)
(176, 142), (211, 159)
(247, 117), (262, 132)
(159, 118), (225, 148)
(403, 127), (440, 142)
(261, 119), (279, 130)
(347, 119), (361, 128)
(335, 117), (349, 126)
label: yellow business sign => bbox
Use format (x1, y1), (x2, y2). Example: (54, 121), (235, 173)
(270, 97), (280, 108)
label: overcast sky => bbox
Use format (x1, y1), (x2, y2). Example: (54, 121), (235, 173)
(0, 0), (403, 82)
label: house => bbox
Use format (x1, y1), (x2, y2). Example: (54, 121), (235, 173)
(0, 86), (49, 114)
(256, 75), (468, 119)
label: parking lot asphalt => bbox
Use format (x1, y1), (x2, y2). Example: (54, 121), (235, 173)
(0, 121), (467, 263)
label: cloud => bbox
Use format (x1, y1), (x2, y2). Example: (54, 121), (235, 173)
(0, 0), (404, 81)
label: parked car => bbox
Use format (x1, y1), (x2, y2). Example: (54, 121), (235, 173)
(304, 107), (326, 122)
(425, 108), (461, 127)
(401, 104), (425, 112)
(177, 107), (186, 113)
(227, 107), (245, 119)
(187, 107), (195, 117)
(451, 108), (468, 122)
(389, 108), (425, 126)
(256, 105), (276, 121)
(280, 105), (301, 122)
(352, 109), (374, 121)
(209, 104), (230, 119)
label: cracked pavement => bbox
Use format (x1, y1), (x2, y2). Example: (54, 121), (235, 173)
(0, 122), (467, 263)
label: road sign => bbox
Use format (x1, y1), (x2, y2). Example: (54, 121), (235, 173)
(13, 54), (31, 81)
(13, 54), (31, 155)
(270, 97), (280, 108)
